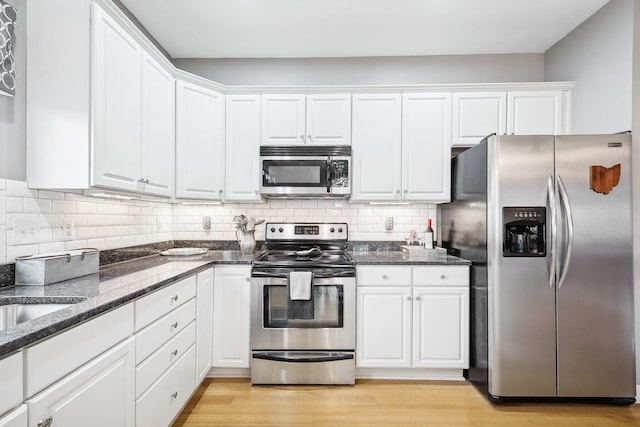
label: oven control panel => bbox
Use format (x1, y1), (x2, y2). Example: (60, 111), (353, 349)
(266, 223), (348, 240)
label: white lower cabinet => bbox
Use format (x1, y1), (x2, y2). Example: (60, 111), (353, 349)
(356, 266), (470, 372)
(26, 337), (135, 427)
(196, 268), (214, 383)
(136, 345), (196, 427)
(212, 266), (251, 368)
(0, 352), (23, 418)
(0, 405), (27, 427)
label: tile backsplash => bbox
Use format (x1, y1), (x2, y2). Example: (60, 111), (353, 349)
(0, 179), (437, 264)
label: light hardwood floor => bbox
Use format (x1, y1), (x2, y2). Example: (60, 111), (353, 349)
(173, 379), (640, 426)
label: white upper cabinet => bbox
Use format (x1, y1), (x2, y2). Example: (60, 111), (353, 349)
(175, 80), (225, 200)
(402, 93), (452, 202)
(92, 5), (142, 192)
(225, 95), (263, 202)
(140, 52), (175, 197)
(351, 93), (402, 201)
(261, 93), (351, 145)
(506, 91), (564, 135)
(452, 92), (507, 147)
(26, 1), (175, 197)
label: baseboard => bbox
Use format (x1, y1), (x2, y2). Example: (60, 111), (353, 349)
(207, 367), (251, 378)
(636, 384), (640, 403)
(356, 368), (465, 381)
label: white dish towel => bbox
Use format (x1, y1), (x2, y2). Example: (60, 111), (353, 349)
(289, 271), (313, 300)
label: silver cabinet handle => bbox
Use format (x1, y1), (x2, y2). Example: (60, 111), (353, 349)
(171, 349), (178, 356)
(404, 189), (408, 194)
(382, 274), (388, 280)
(440, 275), (446, 280)
(171, 295), (179, 302)
(137, 178), (145, 184)
(245, 277), (251, 282)
(171, 322), (178, 329)
(307, 134), (313, 142)
(38, 418), (53, 427)
(406, 296), (412, 301)
(254, 189), (259, 194)
(171, 392), (178, 399)
(415, 296), (421, 301)
(219, 189), (223, 194)
(300, 134), (306, 143)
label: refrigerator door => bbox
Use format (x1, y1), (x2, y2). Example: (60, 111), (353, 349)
(488, 135), (557, 397)
(554, 134), (635, 398)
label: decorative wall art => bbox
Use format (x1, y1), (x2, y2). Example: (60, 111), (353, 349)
(0, 0), (16, 96)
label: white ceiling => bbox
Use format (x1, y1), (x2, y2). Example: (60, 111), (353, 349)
(119, 0), (610, 59)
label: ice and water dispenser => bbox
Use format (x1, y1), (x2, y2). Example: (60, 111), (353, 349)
(502, 207), (546, 257)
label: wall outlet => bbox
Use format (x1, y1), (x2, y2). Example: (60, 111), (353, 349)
(62, 219), (75, 241)
(202, 216), (211, 230)
(13, 217), (40, 244)
(385, 217), (394, 231)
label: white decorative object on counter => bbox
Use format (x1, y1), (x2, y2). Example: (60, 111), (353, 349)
(160, 248), (207, 256)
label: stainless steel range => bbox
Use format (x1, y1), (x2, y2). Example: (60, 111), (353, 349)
(250, 222), (355, 385)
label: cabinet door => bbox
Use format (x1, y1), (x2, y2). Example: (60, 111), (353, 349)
(452, 92), (507, 146)
(412, 287), (469, 368)
(507, 91), (563, 135)
(27, 338), (135, 427)
(225, 95), (262, 201)
(261, 94), (306, 145)
(196, 268), (214, 383)
(212, 267), (251, 368)
(176, 81), (225, 200)
(140, 52), (175, 197)
(0, 405), (27, 427)
(356, 287), (412, 368)
(91, 5), (142, 191)
(402, 93), (452, 202)
(351, 94), (402, 201)
(306, 94), (351, 145)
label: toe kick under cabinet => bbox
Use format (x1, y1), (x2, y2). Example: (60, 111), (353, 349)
(356, 265), (469, 378)
(134, 275), (197, 427)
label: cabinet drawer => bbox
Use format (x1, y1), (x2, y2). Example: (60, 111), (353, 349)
(357, 266), (411, 286)
(136, 321), (196, 398)
(0, 352), (23, 417)
(136, 298), (196, 364)
(413, 266), (469, 286)
(135, 275), (196, 331)
(136, 344), (196, 427)
(25, 303), (134, 397)
(0, 404), (27, 427)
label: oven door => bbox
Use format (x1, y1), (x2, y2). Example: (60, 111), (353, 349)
(251, 276), (355, 351)
(260, 156), (330, 196)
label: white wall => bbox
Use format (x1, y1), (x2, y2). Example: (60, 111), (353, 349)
(544, 0), (633, 133)
(175, 54), (544, 86)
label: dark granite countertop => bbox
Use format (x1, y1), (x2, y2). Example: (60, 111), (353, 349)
(0, 250), (256, 357)
(349, 251), (471, 265)
(0, 249), (469, 358)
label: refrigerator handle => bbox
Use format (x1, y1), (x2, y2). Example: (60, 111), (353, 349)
(547, 176), (557, 288)
(557, 176), (574, 289)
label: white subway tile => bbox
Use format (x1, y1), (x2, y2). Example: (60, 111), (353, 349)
(37, 190), (65, 200)
(52, 200), (76, 214)
(39, 214), (64, 228)
(85, 238), (107, 250)
(6, 197), (22, 213)
(0, 225), (5, 258)
(76, 227), (97, 239)
(0, 179), (5, 190)
(38, 242), (65, 253)
(23, 198), (53, 214)
(96, 226), (115, 237)
(86, 215), (106, 226)
(104, 237), (122, 249)
(6, 180), (37, 198)
(76, 202), (97, 214)
(96, 203), (115, 214)
(7, 244), (40, 261)
(66, 215), (87, 227)
(120, 235), (136, 247)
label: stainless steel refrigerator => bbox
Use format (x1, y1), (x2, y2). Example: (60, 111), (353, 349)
(441, 133), (635, 403)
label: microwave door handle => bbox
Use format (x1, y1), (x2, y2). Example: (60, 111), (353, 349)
(326, 157), (332, 193)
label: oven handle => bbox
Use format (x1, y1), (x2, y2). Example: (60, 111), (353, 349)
(252, 352), (354, 363)
(251, 270), (356, 279)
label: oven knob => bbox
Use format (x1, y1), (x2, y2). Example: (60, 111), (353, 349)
(270, 227), (276, 233)
(330, 227), (335, 233)
(279, 227), (284, 233)
(338, 227), (343, 233)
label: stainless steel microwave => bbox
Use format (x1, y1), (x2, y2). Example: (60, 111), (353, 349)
(260, 146), (351, 199)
